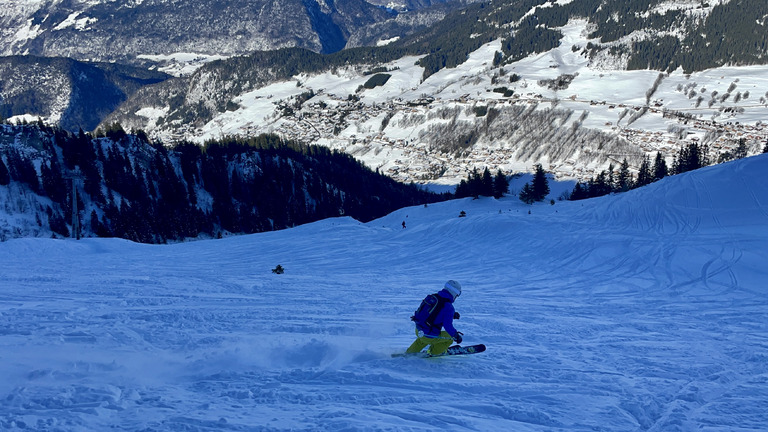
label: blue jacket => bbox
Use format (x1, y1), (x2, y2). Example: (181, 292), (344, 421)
(417, 289), (458, 338)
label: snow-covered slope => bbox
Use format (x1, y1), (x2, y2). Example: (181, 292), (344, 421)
(1, 154), (766, 430)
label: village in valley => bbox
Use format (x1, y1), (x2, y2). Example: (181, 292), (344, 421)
(154, 27), (768, 187)
(202, 85), (768, 185)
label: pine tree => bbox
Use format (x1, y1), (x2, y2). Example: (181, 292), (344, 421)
(635, 155), (653, 188)
(455, 167), (498, 198)
(617, 158), (632, 192)
(105, 122), (127, 141)
(734, 138), (748, 159)
(467, 168), (480, 198)
(672, 152), (684, 174)
(455, 179), (470, 198)
(493, 51), (503, 67)
(90, 210), (112, 238)
(673, 143), (709, 174)
(493, 169), (509, 198)
(47, 207), (69, 237)
(481, 167), (494, 197)
(519, 182), (536, 204)
(41, 160), (67, 203)
(531, 164), (550, 201)
(0, 157), (10, 186)
(569, 181), (588, 200)
(763, 140), (768, 153)
(7, 149), (39, 192)
(589, 170), (612, 197)
(607, 163), (616, 192)
(653, 152), (668, 181)
(455, 168), (478, 198)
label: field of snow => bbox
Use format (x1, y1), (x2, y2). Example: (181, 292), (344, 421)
(1, 154), (767, 431)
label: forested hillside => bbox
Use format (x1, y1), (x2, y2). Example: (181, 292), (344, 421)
(0, 123), (443, 242)
(0, 56), (169, 131)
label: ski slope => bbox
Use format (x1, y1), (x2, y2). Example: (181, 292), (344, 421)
(1, 155), (767, 431)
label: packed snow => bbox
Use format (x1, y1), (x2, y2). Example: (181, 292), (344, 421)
(1, 154), (767, 431)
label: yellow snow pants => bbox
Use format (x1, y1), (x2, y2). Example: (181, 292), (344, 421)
(405, 328), (453, 355)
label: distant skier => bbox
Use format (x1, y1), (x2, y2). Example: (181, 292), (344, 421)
(402, 220), (406, 229)
(405, 280), (463, 356)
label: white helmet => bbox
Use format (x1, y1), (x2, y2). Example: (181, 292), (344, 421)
(444, 280), (462, 300)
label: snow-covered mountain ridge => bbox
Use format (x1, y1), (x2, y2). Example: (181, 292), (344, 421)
(0, 0), (463, 64)
(1, 0), (387, 61)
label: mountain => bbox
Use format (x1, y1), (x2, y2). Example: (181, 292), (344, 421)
(346, 0), (476, 47)
(99, 0), (768, 183)
(0, 123), (443, 242)
(0, 56), (169, 131)
(3, 0), (768, 184)
(0, 0), (465, 64)
(364, 0), (457, 11)
(0, 0), (473, 134)
(1, 152), (766, 430)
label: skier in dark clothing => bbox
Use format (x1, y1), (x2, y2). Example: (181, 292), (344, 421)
(405, 280), (463, 355)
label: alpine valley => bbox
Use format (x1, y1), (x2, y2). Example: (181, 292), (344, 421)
(1, 4), (767, 429)
(1, 1), (768, 199)
(0, 0), (768, 184)
(3, 0), (768, 187)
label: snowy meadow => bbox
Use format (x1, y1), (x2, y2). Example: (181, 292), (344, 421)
(1, 155), (767, 431)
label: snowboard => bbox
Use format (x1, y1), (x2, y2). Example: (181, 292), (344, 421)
(392, 344), (486, 358)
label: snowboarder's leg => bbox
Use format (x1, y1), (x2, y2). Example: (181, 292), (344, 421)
(405, 329), (429, 353)
(426, 331), (453, 355)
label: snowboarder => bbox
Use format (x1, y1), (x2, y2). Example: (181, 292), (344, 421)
(405, 280), (463, 356)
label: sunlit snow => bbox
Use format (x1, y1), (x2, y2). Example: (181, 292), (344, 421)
(1, 154), (766, 431)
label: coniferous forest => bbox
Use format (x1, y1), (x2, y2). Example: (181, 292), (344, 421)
(567, 140), (768, 201)
(0, 123), (445, 243)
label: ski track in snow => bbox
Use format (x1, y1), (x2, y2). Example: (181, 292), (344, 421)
(1, 156), (768, 431)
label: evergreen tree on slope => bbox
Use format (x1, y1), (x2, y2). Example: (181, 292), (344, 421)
(531, 164), (550, 201)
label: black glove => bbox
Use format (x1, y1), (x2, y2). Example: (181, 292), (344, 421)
(453, 332), (463, 344)
(453, 312), (460, 319)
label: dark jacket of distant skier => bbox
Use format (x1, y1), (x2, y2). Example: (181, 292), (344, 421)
(406, 280), (462, 355)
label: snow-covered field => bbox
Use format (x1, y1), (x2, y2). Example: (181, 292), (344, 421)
(1, 154), (767, 431)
